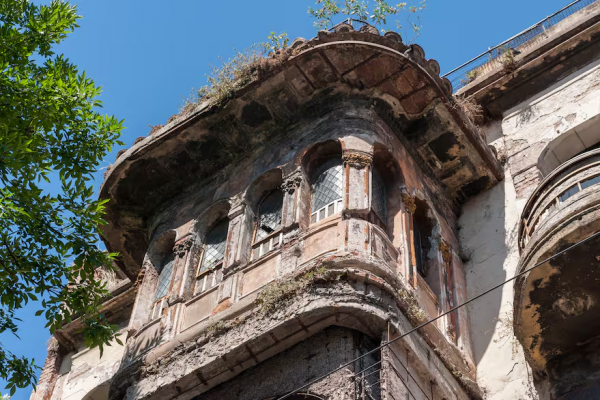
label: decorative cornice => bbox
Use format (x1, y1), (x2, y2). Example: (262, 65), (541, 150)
(342, 151), (373, 169)
(173, 237), (193, 258)
(401, 193), (417, 214)
(280, 172), (303, 194)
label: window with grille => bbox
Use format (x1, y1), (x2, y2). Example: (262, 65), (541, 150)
(371, 169), (387, 223)
(155, 254), (175, 301)
(151, 254), (175, 319)
(198, 219), (228, 274)
(252, 190), (283, 260)
(311, 159), (343, 224)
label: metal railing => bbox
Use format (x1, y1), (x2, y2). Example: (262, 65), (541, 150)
(442, 0), (599, 92)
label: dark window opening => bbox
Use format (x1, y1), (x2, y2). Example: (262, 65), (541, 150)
(255, 190), (283, 242)
(413, 198), (434, 279)
(371, 168), (387, 224)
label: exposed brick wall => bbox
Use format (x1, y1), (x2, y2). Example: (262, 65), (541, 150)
(29, 337), (65, 400)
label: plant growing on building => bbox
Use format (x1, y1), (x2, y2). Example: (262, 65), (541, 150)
(460, 69), (480, 85)
(0, 0), (124, 392)
(308, 0), (426, 41)
(499, 46), (518, 72)
(397, 288), (428, 326)
(256, 267), (329, 314)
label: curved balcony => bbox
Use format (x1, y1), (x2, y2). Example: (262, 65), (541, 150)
(519, 148), (600, 251)
(515, 148), (600, 398)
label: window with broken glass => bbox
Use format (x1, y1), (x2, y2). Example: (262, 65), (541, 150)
(151, 253), (175, 319)
(311, 158), (344, 224)
(252, 190), (283, 260)
(195, 219), (228, 294)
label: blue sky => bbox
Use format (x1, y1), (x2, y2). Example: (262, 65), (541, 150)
(3, 0), (576, 398)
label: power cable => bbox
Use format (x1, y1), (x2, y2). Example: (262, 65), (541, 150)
(277, 229), (600, 399)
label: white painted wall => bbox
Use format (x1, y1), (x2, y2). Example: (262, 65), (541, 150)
(53, 330), (128, 400)
(459, 57), (600, 399)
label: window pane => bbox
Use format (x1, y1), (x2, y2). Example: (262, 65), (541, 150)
(559, 184), (580, 203)
(255, 190), (283, 242)
(200, 220), (228, 273)
(312, 159), (343, 212)
(372, 169), (387, 222)
(581, 174), (600, 190)
(155, 254), (175, 301)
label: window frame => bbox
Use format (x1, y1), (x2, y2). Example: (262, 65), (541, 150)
(310, 158), (344, 225)
(251, 189), (284, 261)
(151, 254), (176, 320)
(196, 219), (229, 277)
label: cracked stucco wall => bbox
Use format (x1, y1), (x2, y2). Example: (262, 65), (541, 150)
(459, 56), (600, 400)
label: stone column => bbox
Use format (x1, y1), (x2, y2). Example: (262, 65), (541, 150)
(280, 170), (303, 229)
(342, 150), (373, 215)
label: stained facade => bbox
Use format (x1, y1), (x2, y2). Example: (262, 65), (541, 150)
(30, 2), (600, 400)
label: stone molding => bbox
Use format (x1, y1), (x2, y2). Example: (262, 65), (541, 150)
(342, 151), (373, 169)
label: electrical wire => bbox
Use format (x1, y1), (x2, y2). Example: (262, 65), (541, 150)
(276, 229), (600, 399)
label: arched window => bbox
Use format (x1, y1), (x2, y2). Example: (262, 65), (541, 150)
(155, 254), (175, 301)
(195, 219), (228, 294)
(311, 158), (343, 224)
(371, 169), (387, 223)
(252, 190), (283, 260)
(199, 219), (228, 274)
(151, 253), (175, 319)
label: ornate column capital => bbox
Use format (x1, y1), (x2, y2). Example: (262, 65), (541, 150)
(280, 171), (303, 194)
(342, 150), (373, 169)
(173, 237), (194, 258)
(401, 193), (417, 214)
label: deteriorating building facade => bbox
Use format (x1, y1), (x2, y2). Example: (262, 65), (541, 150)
(30, 1), (600, 399)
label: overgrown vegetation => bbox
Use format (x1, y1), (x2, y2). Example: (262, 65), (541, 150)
(499, 46), (518, 72)
(0, 0), (124, 392)
(256, 267), (329, 314)
(177, 0), (427, 117)
(397, 288), (428, 326)
(460, 68), (480, 85)
(308, 0), (426, 40)
(453, 95), (484, 127)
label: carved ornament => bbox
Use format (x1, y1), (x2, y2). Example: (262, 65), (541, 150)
(342, 151), (373, 169)
(173, 237), (193, 258)
(281, 173), (302, 194)
(401, 193), (417, 214)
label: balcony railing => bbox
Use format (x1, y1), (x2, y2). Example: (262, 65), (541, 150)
(442, 0), (599, 92)
(519, 148), (600, 249)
